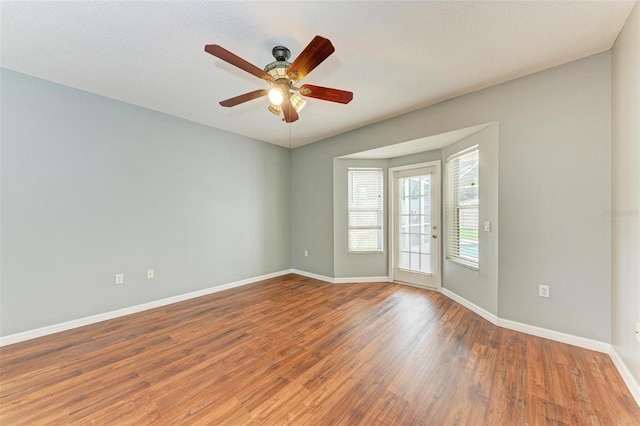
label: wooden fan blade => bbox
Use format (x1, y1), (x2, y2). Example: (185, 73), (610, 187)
(219, 89), (269, 107)
(287, 36), (335, 82)
(205, 44), (272, 81)
(282, 95), (299, 123)
(299, 84), (353, 104)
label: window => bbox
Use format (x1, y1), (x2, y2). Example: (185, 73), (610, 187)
(446, 146), (479, 269)
(348, 168), (384, 252)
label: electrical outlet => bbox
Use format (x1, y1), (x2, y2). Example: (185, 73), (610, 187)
(304, 250), (309, 257)
(636, 323), (640, 343)
(115, 273), (124, 285)
(146, 269), (154, 279)
(539, 285), (550, 298)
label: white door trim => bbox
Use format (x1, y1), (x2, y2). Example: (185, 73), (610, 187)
(388, 160), (442, 288)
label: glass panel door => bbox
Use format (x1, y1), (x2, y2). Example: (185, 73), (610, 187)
(392, 164), (441, 288)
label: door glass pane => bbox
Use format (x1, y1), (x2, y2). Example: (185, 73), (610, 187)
(398, 174), (432, 274)
(410, 253), (420, 270)
(399, 251), (410, 269)
(420, 254), (431, 273)
(421, 217), (431, 234)
(400, 215), (410, 232)
(400, 233), (410, 251)
(423, 194), (431, 210)
(410, 234), (420, 251)
(400, 197), (409, 214)
(422, 176), (431, 196)
(410, 196), (420, 213)
(421, 234), (431, 255)
(410, 219), (420, 235)
(409, 177), (420, 196)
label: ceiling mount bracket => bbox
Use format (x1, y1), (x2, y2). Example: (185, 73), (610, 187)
(272, 46), (291, 62)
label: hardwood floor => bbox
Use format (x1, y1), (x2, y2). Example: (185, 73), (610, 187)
(1, 274), (638, 425)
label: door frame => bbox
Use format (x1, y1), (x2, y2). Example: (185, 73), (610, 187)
(388, 160), (442, 289)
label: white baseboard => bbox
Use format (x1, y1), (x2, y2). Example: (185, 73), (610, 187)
(333, 276), (390, 284)
(496, 317), (610, 353)
(290, 269), (334, 283)
(440, 288), (499, 325)
(440, 286), (639, 408)
(609, 346), (640, 407)
(439, 287), (609, 353)
(291, 269), (389, 284)
(0, 269), (293, 347)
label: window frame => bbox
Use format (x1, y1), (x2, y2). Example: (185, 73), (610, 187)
(445, 145), (480, 270)
(347, 167), (384, 253)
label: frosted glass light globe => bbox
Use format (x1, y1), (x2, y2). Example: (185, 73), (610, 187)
(268, 88), (284, 106)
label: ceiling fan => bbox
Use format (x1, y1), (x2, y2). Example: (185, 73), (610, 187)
(204, 36), (353, 123)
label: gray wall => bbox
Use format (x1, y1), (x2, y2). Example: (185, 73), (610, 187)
(291, 138), (341, 277)
(611, 3), (640, 385)
(292, 52), (612, 341)
(441, 124), (499, 316)
(1, 69), (291, 336)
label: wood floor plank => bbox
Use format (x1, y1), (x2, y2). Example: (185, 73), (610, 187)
(1, 274), (638, 425)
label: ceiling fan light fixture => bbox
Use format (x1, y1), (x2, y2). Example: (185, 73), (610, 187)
(268, 88), (284, 106)
(268, 104), (281, 115)
(290, 94), (307, 113)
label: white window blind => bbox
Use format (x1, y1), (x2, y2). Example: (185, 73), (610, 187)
(446, 146), (479, 270)
(348, 168), (384, 252)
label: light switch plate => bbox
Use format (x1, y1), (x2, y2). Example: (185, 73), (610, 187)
(484, 221), (491, 232)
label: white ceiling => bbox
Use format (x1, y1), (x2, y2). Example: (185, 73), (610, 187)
(1, 1), (634, 148)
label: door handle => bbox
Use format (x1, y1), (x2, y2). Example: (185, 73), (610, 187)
(432, 234), (437, 239)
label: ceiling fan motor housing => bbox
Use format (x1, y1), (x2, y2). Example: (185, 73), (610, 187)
(272, 46), (291, 61)
(264, 46), (292, 81)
